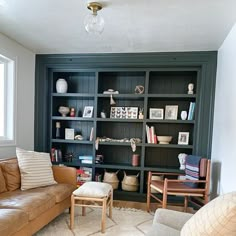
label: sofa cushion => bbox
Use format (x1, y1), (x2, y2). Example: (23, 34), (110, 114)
(35, 183), (76, 203)
(0, 208), (28, 236)
(16, 148), (57, 190)
(0, 166), (7, 193)
(1, 159), (21, 191)
(181, 191), (236, 236)
(0, 189), (56, 220)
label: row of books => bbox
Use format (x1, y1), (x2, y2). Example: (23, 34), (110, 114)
(146, 125), (157, 144)
(76, 167), (92, 187)
(50, 148), (62, 162)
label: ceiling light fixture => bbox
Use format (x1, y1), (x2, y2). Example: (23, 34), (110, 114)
(84, 2), (104, 34)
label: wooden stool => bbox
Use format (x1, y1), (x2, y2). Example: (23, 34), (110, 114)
(70, 181), (113, 233)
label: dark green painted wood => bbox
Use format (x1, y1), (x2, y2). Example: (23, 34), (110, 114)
(35, 51), (217, 202)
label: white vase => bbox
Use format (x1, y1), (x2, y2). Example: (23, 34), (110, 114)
(181, 111), (187, 120)
(56, 78), (68, 93)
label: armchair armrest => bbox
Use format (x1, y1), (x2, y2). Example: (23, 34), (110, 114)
(153, 208), (193, 231)
(52, 165), (77, 187)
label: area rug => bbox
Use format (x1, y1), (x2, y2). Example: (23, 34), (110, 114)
(35, 207), (154, 236)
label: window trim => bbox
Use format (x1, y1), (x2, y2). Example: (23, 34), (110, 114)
(0, 53), (17, 146)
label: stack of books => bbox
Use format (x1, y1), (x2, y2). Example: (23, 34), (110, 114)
(78, 155), (93, 164)
(76, 167), (92, 187)
(146, 125), (157, 144)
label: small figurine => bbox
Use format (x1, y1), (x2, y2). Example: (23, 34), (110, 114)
(70, 107), (75, 117)
(139, 108), (144, 119)
(178, 153), (187, 170)
(188, 83), (194, 94)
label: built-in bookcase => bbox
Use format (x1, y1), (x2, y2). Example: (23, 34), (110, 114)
(35, 53), (217, 201)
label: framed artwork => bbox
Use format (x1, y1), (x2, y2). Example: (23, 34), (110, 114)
(110, 107), (138, 119)
(165, 105), (178, 120)
(149, 108), (164, 119)
(65, 128), (75, 140)
(178, 132), (189, 145)
(83, 106), (93, 118)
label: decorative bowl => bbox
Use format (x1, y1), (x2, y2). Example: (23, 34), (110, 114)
(157, 136), (172, 144)
(58, 106), (70, 117)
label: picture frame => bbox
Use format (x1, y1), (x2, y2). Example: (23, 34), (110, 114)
(178, 132), (189, 145)
(83, 106), (93, 118)
(165, 105), (178, 120)
(149, 108), (164, 119)
(65, 128), (75, 140)
(110, 107), (138, 119)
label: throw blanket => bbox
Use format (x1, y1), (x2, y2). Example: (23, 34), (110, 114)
(185, 155), (201, 187)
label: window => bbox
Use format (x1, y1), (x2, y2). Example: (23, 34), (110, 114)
(0, 54), (16, 145)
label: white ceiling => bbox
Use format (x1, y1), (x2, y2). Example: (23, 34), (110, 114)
(0, 0), (235, 54)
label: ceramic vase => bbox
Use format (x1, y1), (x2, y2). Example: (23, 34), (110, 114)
(56, 78), (68, 93)
(181, 111), (187, 120)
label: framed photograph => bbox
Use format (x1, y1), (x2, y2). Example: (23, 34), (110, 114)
(83, 106), (93, 118)
(110, 107), (138, 119)
(178, 132), (189, 145)
(149, 108), (164, 119)
(65, 128), (75, 140)
(165, 105), (178, 120)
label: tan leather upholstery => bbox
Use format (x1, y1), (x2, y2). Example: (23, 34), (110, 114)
(0, 158), (77, 236)
(52, 165), (77, 186)
(34, 183), (76, 203)
(0, 166), (7, 193)
(1, 159), (21, 191)
(0, 209), (28, 236)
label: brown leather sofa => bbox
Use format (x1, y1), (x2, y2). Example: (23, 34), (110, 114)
(0, 158), (77, 236)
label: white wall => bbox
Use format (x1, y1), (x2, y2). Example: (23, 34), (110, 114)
(0, 34), (35, 158)
(211, 23), (236, 195)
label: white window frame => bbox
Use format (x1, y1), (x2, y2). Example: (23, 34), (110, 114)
(0, 53), (16, 146)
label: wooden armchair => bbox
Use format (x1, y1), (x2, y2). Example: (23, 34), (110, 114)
(146, 157), (211, 212)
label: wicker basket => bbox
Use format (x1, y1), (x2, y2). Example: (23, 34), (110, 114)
(103, 180), (119, 190)
(103, 170), (119, 190)
(121, 171), (139, 192)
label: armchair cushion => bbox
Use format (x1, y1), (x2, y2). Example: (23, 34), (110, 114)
(181, 191), (236, 236)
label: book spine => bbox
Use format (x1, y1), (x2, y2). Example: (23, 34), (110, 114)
(146, 125), (150, 143)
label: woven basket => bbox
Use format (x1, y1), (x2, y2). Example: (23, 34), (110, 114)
(121, 171), (139, 192)
(103, 180), (119, 190)
(103, 170), (119, 189)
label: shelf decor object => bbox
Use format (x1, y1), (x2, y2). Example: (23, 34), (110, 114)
(56, 78), (68, 93)
(84, 2), (104, 34)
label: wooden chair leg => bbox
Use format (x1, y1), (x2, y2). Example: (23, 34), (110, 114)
(147, 172), (151, 212)
(163, 178), (168, 208)
(109, 191), (113, 219)
(70, 195), (75, 229)
(101, 198), (107, 233)
(184, 196), (188, 212)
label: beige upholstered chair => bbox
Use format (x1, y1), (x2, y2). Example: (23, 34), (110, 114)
(147, 191), (236, 236)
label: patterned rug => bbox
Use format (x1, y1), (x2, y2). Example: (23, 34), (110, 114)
(35, 207), (154, 236)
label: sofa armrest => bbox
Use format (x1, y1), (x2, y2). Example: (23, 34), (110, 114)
(153, 209), (193, 231)
(52, 165), (77, 187)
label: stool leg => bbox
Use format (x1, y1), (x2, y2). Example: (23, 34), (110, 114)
(109, 190), (113, 219)
(70, 195), (75, 230)
(101, 198), (107, 233)
(82, 200), (86, 216)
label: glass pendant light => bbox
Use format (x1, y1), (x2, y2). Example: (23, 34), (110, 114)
(84, 2), (104, 34)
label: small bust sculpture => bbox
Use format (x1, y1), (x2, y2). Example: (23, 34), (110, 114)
(188, 83), (194, 94)
(178, 153), (188, 170)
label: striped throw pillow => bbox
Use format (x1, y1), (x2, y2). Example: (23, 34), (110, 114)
(16, 148), (57, 190)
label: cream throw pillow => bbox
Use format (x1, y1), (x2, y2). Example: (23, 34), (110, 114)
(181, 191), (236, 236)
(16, 148), (57, 190)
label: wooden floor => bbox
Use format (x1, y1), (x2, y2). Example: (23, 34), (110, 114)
(113, 200), (195, 213)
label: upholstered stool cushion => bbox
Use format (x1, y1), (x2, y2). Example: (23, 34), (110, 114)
(181, 191), (236, 236)
(73, 181), (112, 198)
